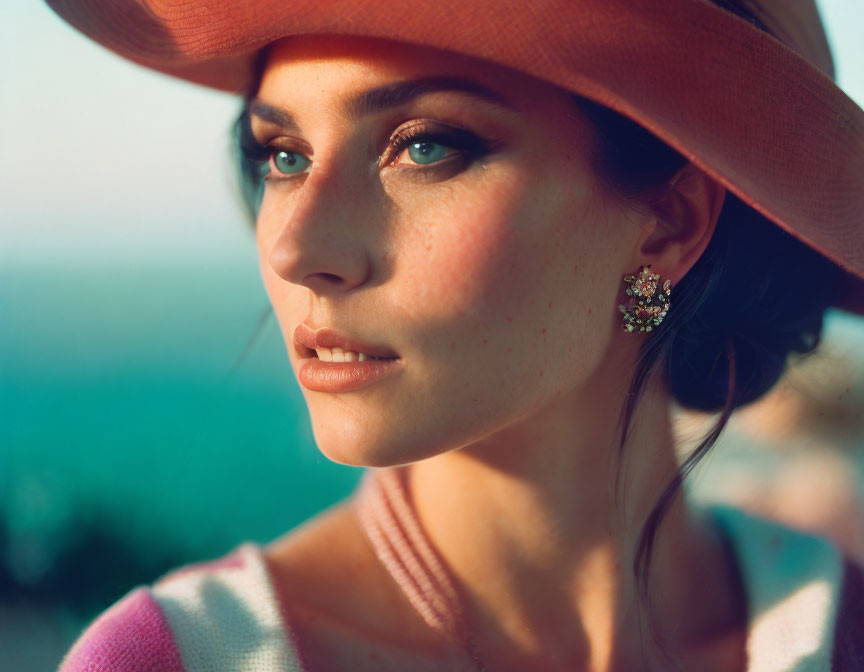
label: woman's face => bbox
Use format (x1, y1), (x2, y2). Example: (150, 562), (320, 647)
(253, 35), (647, 466)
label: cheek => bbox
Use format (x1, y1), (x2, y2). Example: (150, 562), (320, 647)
(400, 203), (515, 317)
(393, 167), (593, 326)
(390, 162), (625, 409)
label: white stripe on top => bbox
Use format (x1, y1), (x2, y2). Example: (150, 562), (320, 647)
(707, 503), (843, 672)
(151, 543), (307, 672)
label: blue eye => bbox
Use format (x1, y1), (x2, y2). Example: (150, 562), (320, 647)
(273, 150), (310, 175)
(388, 125), (489, 170)
(406, 141), (451, 165)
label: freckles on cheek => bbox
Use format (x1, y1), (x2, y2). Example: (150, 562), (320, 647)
(402, 195), (526, 318)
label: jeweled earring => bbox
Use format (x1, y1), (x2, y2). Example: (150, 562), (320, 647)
(619, 264), (672, 333)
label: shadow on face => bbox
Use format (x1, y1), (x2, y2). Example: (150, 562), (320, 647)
(248, 33), (644, 467)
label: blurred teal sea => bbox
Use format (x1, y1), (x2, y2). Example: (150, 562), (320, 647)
(0, 263), (363, 549)
(0, 265), (362, 668)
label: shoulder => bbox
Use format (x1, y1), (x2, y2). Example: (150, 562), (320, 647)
(704, 503), (864, 669)
(59, 543), (305, 672)
(58, 585), (185, 671)
(263, 501), (456, 669)
(263, 501), (434, 643)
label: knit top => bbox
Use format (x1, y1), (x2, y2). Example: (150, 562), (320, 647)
(58, 471), (864, 671)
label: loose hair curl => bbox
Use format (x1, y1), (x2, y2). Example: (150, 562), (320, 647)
(572, 1), (842, 665)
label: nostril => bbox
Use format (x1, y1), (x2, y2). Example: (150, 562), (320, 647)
(302, 272), (344, 292)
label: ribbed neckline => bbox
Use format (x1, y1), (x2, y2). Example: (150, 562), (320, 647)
(346, 466), (844, 672)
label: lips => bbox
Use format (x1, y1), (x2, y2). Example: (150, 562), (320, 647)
(293, 322), (400, 360)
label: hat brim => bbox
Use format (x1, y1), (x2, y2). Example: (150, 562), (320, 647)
(45, 0), (864, 314)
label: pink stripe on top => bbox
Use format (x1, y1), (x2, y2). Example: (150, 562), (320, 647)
(352, 466), (485, 669)
(58, 544), (311, 672)
(59, 586), (186, 672)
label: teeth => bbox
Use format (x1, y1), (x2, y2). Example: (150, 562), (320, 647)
(314, 347), (387, 362)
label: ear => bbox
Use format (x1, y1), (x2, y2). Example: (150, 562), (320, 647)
(631, 162), (726, 285)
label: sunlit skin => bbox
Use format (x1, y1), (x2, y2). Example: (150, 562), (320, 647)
(256, 34), (742, 671)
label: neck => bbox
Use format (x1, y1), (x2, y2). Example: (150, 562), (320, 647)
(403, 358), (742, 670)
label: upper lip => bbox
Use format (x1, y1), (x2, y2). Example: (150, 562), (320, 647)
(293, 322), (400, 359)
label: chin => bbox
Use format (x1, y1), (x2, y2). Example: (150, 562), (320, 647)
(309, 418), (447, 468)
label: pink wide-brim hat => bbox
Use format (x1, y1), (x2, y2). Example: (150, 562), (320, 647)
(45, 0), (864, 315)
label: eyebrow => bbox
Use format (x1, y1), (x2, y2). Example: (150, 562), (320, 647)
(249, 75), (516, 132)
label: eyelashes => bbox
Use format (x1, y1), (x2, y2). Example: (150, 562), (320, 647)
(383, 123), (489, 170)
(238, 117), (490, 185)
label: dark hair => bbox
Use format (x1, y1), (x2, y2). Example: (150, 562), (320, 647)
(574, 91), (840, 663)
(571, 1), (841, 667)
(232, 47), (271, 227)
(229, 4), (841, 667)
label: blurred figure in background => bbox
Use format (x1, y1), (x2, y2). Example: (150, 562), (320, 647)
(680, 333), (864, 564)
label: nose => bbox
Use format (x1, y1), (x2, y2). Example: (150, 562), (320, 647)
(266, 161), (373, 294)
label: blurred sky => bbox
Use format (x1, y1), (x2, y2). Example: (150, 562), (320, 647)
(1, 0), (862, 270)
(0, 0), (248, 269)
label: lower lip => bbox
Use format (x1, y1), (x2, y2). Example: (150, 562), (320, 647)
(297, 357), (402, 393)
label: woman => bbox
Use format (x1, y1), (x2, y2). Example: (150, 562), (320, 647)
(47, 0), (864, 670)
